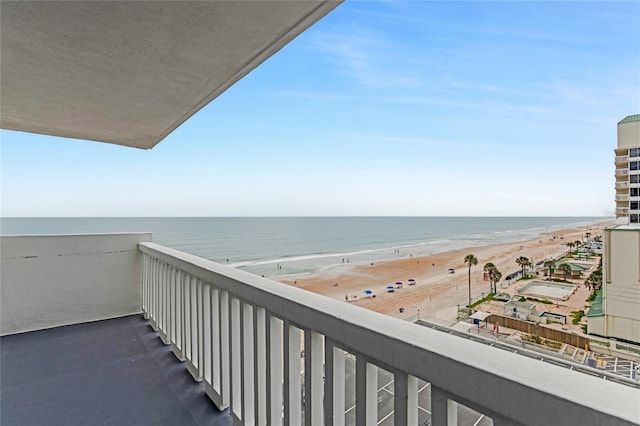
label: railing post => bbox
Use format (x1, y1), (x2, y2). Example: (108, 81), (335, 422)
(142, 254), (148, 318)
(393, 372), (408, 425)
(169, 267), (176, 346)
(431, 386), (457, 426)
(220, 290), (230, 408)
(284, 323), (301, 426)
(197, 279), (204, 380)
(149, 259), (158, 331)
(183, 272), (191, 361)
(211, 287), (221, 389)
(304, 331), (324, 425)
(159, 262), (168, 343)
(255, 307), (267, 425)
(174, 270), (185, 360)
(355, 357), (377, 426)
(242, 303), (255, 425)
(191, 277), (199, 375)
(407, 375), (419, 425)
(323, 339), (334, 426)
(202, 284), (211, 384)
(268, 314), (283, 426)
(230, 296), (242, 420)
(332, 346), (345, 426)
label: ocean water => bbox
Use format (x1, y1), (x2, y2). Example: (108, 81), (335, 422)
(1, 217), (607, 278)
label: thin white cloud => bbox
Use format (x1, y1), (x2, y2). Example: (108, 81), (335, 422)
(307, 29), (423, 90)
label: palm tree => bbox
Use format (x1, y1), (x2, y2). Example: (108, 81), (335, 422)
(587, 267), (603, 292)
(489, 267), (502, 293)
(543, 260), (555, 279)
(567, 241), (575, 254)
(558, 263), (572, 281)
(515, 256), (531, 278)
(483, 262), (495, 293)
(574, 240), (581, 251)
(464, 254), (478, 307)
(585, 231), (591, 242)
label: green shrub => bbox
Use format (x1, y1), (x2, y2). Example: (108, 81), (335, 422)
(469, 293), (495, 309)
(571, 310), (585, 324)
(526, 297), (554, 304)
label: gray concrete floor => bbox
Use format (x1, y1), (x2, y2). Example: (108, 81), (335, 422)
(1, 314), (231, 426)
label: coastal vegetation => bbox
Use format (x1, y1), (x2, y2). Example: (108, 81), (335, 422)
(521, 334), (563, 350)
(515, 256), (531, 278)
(464, 254), (478, 307)
(469, 292), (495, 309)
(571, 310), (585, 325)
(483, 262), (502, 294)
(544, 260), (555, 278)
(525, 297), (554, 305)
(585, 259), (603, 293)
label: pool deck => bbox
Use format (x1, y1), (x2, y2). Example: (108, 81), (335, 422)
(516, 280), (577, 301)
(474, 276), (593, 334)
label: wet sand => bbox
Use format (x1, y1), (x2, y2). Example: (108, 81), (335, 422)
(279, 221), (611, 322)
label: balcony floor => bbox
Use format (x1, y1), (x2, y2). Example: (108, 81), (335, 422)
(1, 314), (231, 426)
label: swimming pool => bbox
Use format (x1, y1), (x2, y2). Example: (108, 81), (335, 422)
(516, 280), (576, 300)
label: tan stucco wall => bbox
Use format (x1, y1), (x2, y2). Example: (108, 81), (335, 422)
(618, 119), (640, 150)
(603, 226), (640, 342)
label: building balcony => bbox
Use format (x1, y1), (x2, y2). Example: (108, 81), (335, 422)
(617, 207), (630, 215)
(616, 155), (630, 164)
(616, 181), (630, 189)
(615, 169), (630, 177)
(2, 234), (639, 426)
(617, 194), (630, 202)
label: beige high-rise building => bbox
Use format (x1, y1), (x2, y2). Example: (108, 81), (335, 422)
(614, 114), (640, 223)
(588, 115), (640, 343)
(588, 225), (640, 343)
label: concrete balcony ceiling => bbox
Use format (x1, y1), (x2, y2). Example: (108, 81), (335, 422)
(0, 1), (341, 149)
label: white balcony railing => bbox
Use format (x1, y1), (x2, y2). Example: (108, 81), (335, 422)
(616, 181), (630, 189)
(616, 155), (629, 164)
(615, 169), (630, 177)
(617, 208), (630, 215)
(616, 194), (630, 202)
(139, 242), (640, 426)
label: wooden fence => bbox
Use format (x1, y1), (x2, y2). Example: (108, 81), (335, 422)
(486, 314), (588, 348)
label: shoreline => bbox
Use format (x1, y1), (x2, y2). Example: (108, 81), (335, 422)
(279, 220), (612, 322)
(267, 218), (607, 280)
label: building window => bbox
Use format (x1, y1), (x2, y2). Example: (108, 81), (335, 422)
(631, 148), (640, 157)
(631, 161), (639, 171)
(631, 174), (640, 184)
(631, 201), (640, 210)
(631, 188), (640, 197)
(631, 214), (640, 224)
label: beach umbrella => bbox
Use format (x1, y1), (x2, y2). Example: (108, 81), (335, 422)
(363, 289), (373, 295)
(408, 279), (416, 285)
(386, 285), (395, 292)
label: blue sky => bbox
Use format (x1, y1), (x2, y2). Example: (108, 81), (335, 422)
(2, 1), (639, 217)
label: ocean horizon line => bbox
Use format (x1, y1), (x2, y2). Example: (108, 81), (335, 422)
(1, 215), (612, 219)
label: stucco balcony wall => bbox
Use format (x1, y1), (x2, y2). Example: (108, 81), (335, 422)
(1, 233), (151, 335)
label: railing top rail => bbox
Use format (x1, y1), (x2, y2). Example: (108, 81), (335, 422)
(139, 242), (640, 425)
(1, 232), (153, 238)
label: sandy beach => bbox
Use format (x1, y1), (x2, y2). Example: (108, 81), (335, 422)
(279, 221), (612, 322)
